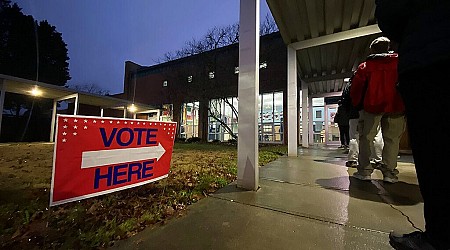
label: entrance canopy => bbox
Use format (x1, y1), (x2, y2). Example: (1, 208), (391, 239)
(236, 0), (383, 190)
(0, 74), (153, 111)
(266, 0), (381, 95)
(0, 74), (158, 141)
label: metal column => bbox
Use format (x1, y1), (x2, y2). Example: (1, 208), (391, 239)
(301, 81), (309, 147)
(73, 93), (79, 115)
(237, 0), (260, 191)
(0, 80), (5, 137)
(50, 93), (78, 142)
(308, 96), (314, 145)
(287, 45), (298, 156)
(49, 100), (57, 142)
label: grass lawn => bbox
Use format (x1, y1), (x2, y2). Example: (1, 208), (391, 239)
(0, 142), (286, 249)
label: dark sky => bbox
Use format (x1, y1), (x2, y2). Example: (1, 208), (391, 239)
(13, 1), (273, 94)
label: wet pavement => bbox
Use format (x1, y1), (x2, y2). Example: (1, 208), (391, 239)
(112, 146), (421, 250)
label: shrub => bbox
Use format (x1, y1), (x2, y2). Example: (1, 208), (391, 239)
(227, 138), (237, 144)
(186, 137), (201, 143)
(175, 137), (186, 143)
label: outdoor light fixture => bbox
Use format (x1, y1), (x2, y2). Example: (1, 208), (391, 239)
(128, 103), (137, 112)
(29, 86), (42, 96)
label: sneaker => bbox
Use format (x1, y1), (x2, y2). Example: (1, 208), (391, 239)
(345, 161), (358, 168)
(352, 172), (371, 181)
(389, 231), (437, 250)
(371, 162), (382, 170)
(382, 169), (399, 184)
(383, 176), (399, 184)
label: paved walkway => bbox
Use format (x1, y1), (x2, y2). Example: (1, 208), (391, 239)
(112, 146), (422, 250)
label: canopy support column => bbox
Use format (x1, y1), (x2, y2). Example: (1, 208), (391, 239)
(0, 80), (5, 138)
(287, 45), (298, 156)
(49, 100), (57, 142)
(237, 0), (260, 191)
(301, 81), (309, 147)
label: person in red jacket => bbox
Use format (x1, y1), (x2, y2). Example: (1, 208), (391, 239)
(350, 37), (405, 183)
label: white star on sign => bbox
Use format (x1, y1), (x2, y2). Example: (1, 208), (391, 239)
(62, 132), (67, 136)
(101, 120), (105, 123)
(130, 122), (133, 124)
(117, 121), (120, 124)
(84, 126), (88, 129)
(84, 119), (88, 123)
(143, 123), (146, 125)
(110, 121), (113, 124)
(93, 120), (97, 123)
(62, 138), (67, 142)
(73, 132), (77, 136)
(74, 119), (78, 123)
(137, 122), (140, 125)
(124, 121), (128, 124)
(63, 125), (68, 129)
(63, 118), (68, 122)
(73, 125), (78, 129)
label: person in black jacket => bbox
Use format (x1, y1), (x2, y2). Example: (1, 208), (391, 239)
(341, 75), (384, 168)
(334, 100), (350, 149)
(376, 1), (450, 249)
(341, 76), (361, 161)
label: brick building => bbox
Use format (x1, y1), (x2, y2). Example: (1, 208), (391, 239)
(119, 32), (290, 144)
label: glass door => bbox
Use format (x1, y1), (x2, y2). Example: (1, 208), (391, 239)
(312, 106), (325, 144)
(326, 104), (340, 145)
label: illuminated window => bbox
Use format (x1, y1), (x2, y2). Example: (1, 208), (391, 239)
(259, 92), (284, 143)
(207, 91), (284, 144)
(208, 97), (238, 142)
(316, 110), (322, 118)
(187, 75), (193, 83)
(260, 62), (267, 69)
(208, 71), (215, 79)
(180, 102), (199, 139)
(163, 80), (168, 87)
(160, 104), (173, 122)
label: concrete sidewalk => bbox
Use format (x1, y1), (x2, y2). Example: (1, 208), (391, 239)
(112, 147), (422, 250)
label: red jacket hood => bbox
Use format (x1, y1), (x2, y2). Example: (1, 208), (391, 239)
(365, 53), (398, 68)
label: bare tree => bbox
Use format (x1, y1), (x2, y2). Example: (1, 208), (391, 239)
(260, 13), (278, 35)
(68, 83), (110, 95)
(157, 16), (278, 140)
(158, 14), (278, 62)
(207, 97), (238, 140)
(159, 23), (239, 62)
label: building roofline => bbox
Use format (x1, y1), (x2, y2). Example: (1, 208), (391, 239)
(132, 32), (282, 75)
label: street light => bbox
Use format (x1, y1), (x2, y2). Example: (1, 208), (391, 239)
(128, 103), (137, 113)
(29, 86), (42, 96)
